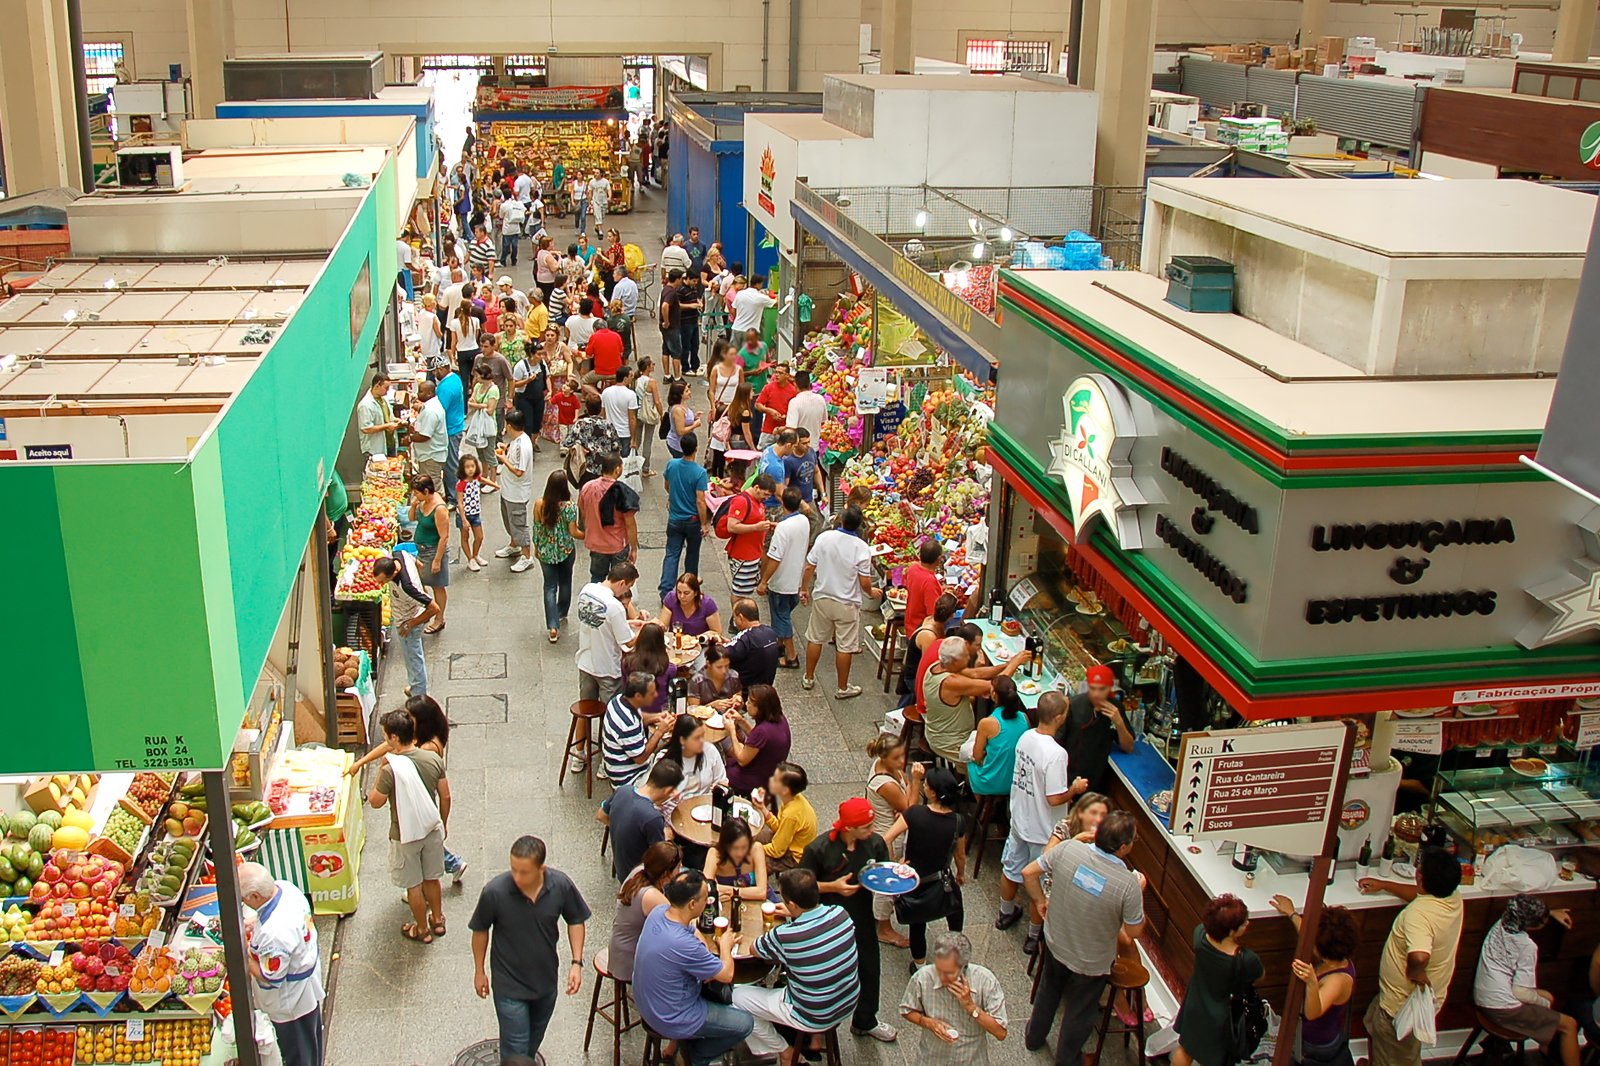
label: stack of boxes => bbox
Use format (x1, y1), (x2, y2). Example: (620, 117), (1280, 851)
(1197, 37), (1347, 71)
(1315, 36), (1347, 70)
(1216, 116), (1290, 156)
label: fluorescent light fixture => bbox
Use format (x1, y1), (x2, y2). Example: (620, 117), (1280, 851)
(914, 210), (928, 229)
(1000, 226), (1014, 242)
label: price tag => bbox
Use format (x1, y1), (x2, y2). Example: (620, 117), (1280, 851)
(1391, 720), (1443, 755)
(49, 945), (64, 967)
(119, 904), (136, 918)
(148, 930), (166, 949)
(60, 902), (77, 918)
(125, 1018), (144, 1042)
(1577, 712), (1600, 750)
(1009, 578), (1038, 610)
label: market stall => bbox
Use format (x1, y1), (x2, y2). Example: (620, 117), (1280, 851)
(978, 178), (1600, 1044)
(473, 81), (634, 215)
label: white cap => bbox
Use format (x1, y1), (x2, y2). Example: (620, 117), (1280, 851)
(497, 275), (513, 286)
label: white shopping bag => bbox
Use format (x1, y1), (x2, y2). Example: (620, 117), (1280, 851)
(620, 453), (645, 494)
(1394, 985), (1438, 1046)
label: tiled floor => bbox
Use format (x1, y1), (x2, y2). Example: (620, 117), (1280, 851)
(320, 186), (1141, 1066)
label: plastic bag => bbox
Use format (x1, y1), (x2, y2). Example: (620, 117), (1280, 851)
(1478, 846), (1559, 892)
(1394, 985), (1438, 1046)
(620, 453), (645, 494)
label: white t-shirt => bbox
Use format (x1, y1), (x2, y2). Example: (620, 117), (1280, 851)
(441, 282), (467, 318)
(566, 314), (599, 350)
(730, 288), (777, 332)
(806, 529), (873, 606)
(1474, 921), (1537, 1012)
(600, 384), (639, 439)
(411, 398), (448, 463)
(448, 315), (480, 354)
(576, 582), (634, 680)
(498, 433), (535, 503)
(513, 173), (534, 204)
(785, 390), (827, 443)
(395, 239), (413, 268)
(589, 176), (611, 205)
(765, 512), (810, 595)
(498, 198), (526, 236)
(1009, 728), (1070, 845)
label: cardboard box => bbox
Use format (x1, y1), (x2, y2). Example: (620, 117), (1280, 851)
(1316, 35), (1346, 64)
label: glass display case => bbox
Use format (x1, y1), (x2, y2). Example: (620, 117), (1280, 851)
(1432, 749), (1600, 854)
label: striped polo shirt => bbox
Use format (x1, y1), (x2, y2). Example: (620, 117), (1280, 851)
(602, 694), (647, 785)
(751, 903), (860, 1031)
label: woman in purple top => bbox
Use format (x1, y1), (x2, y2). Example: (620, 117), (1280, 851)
(724, 684), (791, 796)
(622, 623), (677, 716)
(656, 572), (722, 637)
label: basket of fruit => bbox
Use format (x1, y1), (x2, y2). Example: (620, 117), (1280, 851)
(135, 836), (201, 908)
(0, 953), (39, 1015)
(120, 773), (175, 822)
(89, 805), (150, 868)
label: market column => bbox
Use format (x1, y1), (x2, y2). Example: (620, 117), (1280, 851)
(185, 0), (234, 117)
(1069, 0), (1102, 86)
(1089, 0), (1156, 189)
(881, 0), (914, 74)
(1299, 0), (1331, 49)
(1553, 0), (1599, 63)
(0, 0), (87, 193)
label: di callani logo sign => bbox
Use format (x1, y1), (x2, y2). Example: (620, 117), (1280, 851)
(1048, 374), (1145, 549)
(1583, 122), (1600, 170)
(758, 146), (777, 217)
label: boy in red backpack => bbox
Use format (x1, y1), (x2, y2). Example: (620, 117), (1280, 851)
(717, 473), (776, 599)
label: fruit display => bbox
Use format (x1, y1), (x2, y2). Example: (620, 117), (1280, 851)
(33, 961), (77, 997)
(160, 803), (204, 843)
(110, 895), (158, 940)
(24, 777), (97, 817)
(332, 647), (363, 691)
(0, 954), (41, 996)
(169, 949), (222, 997)
(119, 775), (172, 822)
(90, 810), (144, 865)
(62, 942), (133, 996)
(0, 837), (46, 905)
(48, 810), (97, 855)
(73, 1017), (211, 1065)
(335, 544), (388, 601)
(26, 852), (125, 941)
(134, 838), (198, 904)
(126, 949), (174, 997)
(1, 906), (31, 944)
(0, 1026), (75, 1066)
(347, 504), (399, 549)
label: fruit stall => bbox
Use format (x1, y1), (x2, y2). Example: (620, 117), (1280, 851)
(0, 771), (264, 1065)
(333, 456), (408, 681)
(255, 748), (363, 917)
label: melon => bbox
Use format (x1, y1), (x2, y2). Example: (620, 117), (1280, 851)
(8, 811), (36, 839)
(36, 811), (63, 831)
(51, 825), (90, 851)
(27, 825), (53, 853)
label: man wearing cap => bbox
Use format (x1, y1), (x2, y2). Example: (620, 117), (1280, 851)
(1054, 665), (1135, 795)
(430, 356), (467, 506)
(497, 276), (530, 316)
(800, 798), (898, 1043)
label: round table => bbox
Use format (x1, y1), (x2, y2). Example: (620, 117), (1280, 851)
(693, 899), (784, 981)
(685, 703), (734, 743)
(669, 794), (767, 847)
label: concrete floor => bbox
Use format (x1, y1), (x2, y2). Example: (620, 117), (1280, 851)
(320, 184), (1132, 1066)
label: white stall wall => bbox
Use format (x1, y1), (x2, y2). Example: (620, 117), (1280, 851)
(0, 411), (217, 460)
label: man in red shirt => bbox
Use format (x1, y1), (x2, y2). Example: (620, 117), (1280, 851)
(901, 539), (945, 636)
(754, 364), (798, 445)
(585, 322), (625, 386)
(725, 473), (776, 597)
(578, 452), (640, 581)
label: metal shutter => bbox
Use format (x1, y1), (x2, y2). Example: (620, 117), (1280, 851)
(1247, 67), (1298, 118)
(1297, 76), (1421, 149)
(1180, 57), (1248, 111)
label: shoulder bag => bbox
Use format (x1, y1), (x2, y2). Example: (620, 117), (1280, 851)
(893, 814), (965, 925)
(1228, 948), (1270, 1063)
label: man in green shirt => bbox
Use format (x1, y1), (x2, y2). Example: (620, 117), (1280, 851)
(550, 161), (567, 219)
(323, 475), (349, 579)
(739, 328), (772, 440)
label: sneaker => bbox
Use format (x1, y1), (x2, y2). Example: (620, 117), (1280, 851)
(475, 554), (487, 566)
(800, 676), (816, 691)
(494, 546), (519, 558)
(1023, 930), (1042, 955)
(835, 684), (863, 700)
(510, 557), (534, 573)
(994, 907), (1024, 931)
(851, 1023), (897, 1043)
(451, 861), (468, 885)
(467, 558), (481, 572)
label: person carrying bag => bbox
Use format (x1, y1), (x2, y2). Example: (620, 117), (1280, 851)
(883, 766), (967, 967)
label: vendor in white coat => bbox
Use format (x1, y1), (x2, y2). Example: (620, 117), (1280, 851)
(239, 862), (326, 1066)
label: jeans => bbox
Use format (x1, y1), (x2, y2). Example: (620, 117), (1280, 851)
(398, 269), (413, 302)
(576, 199), (588, 234)
(660, 517), (704, 599)
(500, 233), (519, 265)
(634, 420), (656, 469)
(443, 848), (464, 875)
(1026, 951), (1109, 1066)
(540, 554), (575, 630)
(683, 1001), (754, 1066)
(445, 432), (464, 505)
(681, 318), (700, 372)
(768, 591), (799, 639)
(393, 622), (427, 695)
(589, 547), (630, 583)
(493, 991), (558, 1062)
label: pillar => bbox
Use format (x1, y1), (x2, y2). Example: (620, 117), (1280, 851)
(0, 0), (85, 193)
(1090, 0), (1156, 190)
(881, 0), (913, 74)
(186, 0), (234, 117)
(1076, 0), (1102, 87)
(1553, 0), (1598, 63)
(1300, 0), (1331, 48)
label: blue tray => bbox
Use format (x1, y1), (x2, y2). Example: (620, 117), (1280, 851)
(858, 862), (919, 895)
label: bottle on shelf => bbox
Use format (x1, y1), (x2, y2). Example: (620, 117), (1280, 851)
(1358, 836), (1374, 871)
(989, 586), (1006, 625)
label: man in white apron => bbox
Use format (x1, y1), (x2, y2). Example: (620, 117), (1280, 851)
(239, 862), (325, 1066)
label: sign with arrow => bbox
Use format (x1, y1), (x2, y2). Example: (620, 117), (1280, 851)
(1175, 722), (1351, 854)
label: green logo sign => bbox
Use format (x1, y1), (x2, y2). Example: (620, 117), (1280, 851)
(1582, 122), (1600, 169)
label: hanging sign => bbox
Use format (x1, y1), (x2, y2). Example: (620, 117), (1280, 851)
(1174, 722), (1350, 853)
(1576, 713), (1600, 750)
(1391, 719), (1444, 756)
(855, 367), (889, 414)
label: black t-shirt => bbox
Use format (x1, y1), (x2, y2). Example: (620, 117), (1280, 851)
(1056, 693), (1121, 794)
(801, 833), (888, 919)
(902, 805), (964, 879)
(659, 286), (682, 331)
(468, 869), (592, 1001)
(724, 624), (780, 690)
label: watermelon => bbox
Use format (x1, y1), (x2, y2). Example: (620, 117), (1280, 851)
(27, 825), (53, 854)
(36, 811), (62, 831)
(8, 811), (36, 838)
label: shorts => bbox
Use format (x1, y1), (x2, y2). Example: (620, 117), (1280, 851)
(1481, 1004), (1564, 1047)
(501, 497), (531, 547)
(462, 511), (483, 528)
(417, 457), (444, 485)
(578, 670), (621, 705)
(417, 544), (450, 588)
(1001, 832), (1044, 884)
(389, 828), (446, 889)
(804, 596), (861, 654)
(661, 330), (684, 358)
(768, 592), (799, 638)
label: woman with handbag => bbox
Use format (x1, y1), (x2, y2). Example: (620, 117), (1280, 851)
(1174, 894), (1266, 1066)
(634, 356), (665, 476)
(1269, 897), (1359, 1066)
(881, 766), (967, 969)
(465, 363), (502, 490)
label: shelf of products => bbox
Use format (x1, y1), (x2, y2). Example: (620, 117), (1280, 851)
(476, 120), (633, 213)
(1431, 751), (1600, 854)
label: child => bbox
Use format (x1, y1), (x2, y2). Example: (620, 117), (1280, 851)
(455, 454), (488, 571)
(548, 377), (580, 441)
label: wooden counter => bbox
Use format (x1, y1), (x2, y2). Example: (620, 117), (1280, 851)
(1107, 755), (1599, 1032)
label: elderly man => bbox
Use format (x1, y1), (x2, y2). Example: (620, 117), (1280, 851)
(901, 933), (1009, 1066)
(239, 863), (325, 1066)
(660, 233), (693, 280)
(357, 372), (398, 459)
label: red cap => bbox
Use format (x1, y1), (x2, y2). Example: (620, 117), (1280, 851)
(830, 797), (875, 840)
(1086, 665), (1116, 687)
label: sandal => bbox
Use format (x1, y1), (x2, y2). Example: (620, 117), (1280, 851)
(424, 621), (445, 635)
(777, 658), (800, 670)
(431, 916), (447, 937)
(401, 922), (433, 944)
(548, 629), (560, 643)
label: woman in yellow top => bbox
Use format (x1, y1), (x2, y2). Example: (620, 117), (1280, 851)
(758, 761), (816, 872)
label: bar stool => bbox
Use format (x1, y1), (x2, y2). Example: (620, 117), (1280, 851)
(560, 700), (607, 798)
(1087, 960), (1150, 1066)
(1451, 1009), (1530, 1066)
(640, 1022), (672, 1066)
(965, 794), (1008, 877)
(876, 617), (905, 692)
(809, 1027), (844, 1066)
(584, 948), (639, 1066)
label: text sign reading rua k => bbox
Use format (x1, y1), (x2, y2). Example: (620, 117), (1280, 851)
(1175, 723), (1349, 854)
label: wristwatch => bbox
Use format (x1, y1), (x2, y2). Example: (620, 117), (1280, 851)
(970, 1006), (981, 1019)
(570, 960), (582, 967)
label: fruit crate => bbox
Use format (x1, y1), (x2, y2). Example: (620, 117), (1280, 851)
(334, 694), (368, 747)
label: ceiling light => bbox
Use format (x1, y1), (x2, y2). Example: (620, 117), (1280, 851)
(914, 210), (928, 229)
(1000, 226), (1014, 242)
(973, 241), (987, 259)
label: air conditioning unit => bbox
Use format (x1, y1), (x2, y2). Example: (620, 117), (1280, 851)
(115, 145), (184, 189)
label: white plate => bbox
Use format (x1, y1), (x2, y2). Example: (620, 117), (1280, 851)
(705, 713), (726, 730)
(691, 807), (715, 823)
(1017, 680), (1043, 696)
(1394, 707), (1443, 718)
(1458, 704), (1499, 718)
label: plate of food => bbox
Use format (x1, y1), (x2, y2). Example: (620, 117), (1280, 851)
(1510, 757), (1549, 778)
(1001, 619), (1023, 636)
(1076, 592), (1105, 616)
(886, 587), (908, 608)
(983, 638), (1011, 659)
(1148, 790), (1174, 815)
(1458, 703), (1499, 718)
(858, 862), (919, 895)
(1017, 679), (1044, 696)
(1107, 639), (1132, 655)
(1395, 707), (1445, 718)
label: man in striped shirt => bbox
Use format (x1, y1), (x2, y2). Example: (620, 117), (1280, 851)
(601, 672), (671, 787)
(468, 223), (496, 276)
(373, 554), (439, 697)
(732, 869), (860, 1063)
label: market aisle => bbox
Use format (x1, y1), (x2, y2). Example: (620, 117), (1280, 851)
(321, 188), (1086, 1066)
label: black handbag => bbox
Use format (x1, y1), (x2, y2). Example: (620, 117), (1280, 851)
(1227, 950), (1270, 1062)
(893, 818), (964, 925)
